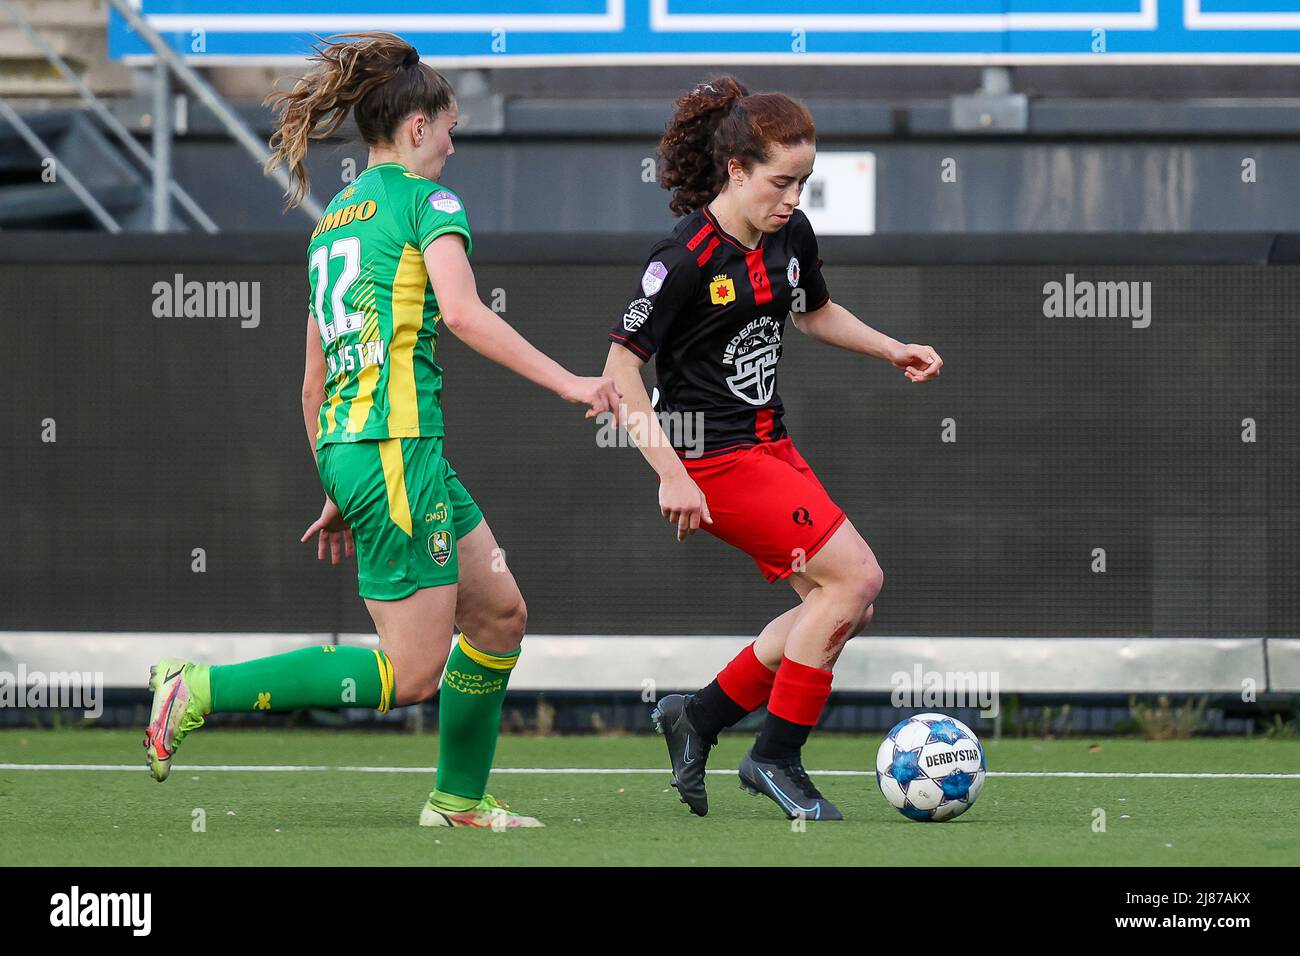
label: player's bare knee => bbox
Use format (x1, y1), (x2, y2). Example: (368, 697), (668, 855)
(463, 594), (527, 654)
(395, 671), (440, 707)
(855, 601), (876, 635)
(855, 558), (884, 612)
(392, 653), (448, 706)
(500, 594), (527, 649)
(827, 563), (880, 623)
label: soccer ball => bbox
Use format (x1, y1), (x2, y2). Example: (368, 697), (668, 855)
(875, 712), (986, 822)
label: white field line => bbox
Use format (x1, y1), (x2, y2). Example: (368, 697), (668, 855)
(1, 764), (1298, 779)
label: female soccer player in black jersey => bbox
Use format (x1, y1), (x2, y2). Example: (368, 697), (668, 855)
(604, 76), (943, 821)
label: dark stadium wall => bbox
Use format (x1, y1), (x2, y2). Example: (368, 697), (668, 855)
(4, 245), (1297, 637)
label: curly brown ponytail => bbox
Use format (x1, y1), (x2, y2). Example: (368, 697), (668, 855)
(658, 74), (816, 217)
(263, 32), (455, 209)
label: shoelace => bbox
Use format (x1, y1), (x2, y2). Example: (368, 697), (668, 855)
(782, 761), (822, 800)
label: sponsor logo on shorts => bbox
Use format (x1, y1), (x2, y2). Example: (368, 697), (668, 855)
(428, 530), (453, 566)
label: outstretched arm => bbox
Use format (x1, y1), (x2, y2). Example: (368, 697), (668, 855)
(424, 233), (621, 417)
(792, 299), (942, 383)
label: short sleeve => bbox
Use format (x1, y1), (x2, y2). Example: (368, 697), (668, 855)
(608, 241), (699, 360)
(410, 181), (472, 256)
(792, 210), (829, 312)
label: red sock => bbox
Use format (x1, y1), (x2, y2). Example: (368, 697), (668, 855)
(767, 656), (833, 727)
(715, 642), (777, 712)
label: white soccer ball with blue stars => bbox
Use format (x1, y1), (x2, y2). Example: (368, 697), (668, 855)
(876, 713), (986, 822)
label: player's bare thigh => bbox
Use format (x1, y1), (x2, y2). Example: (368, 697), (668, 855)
(364, 583), (458, 707)
(453, 519), (528, 656)
(793, 518), (883, 600)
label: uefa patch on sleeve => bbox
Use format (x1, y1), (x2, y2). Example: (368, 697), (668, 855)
(428, 190), (462, 214)
(641, 260), (668, 296)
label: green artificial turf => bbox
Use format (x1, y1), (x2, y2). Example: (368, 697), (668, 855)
(1, 730), (1297, 866)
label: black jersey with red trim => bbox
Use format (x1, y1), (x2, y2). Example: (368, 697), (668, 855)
(608, 205), (830, 457)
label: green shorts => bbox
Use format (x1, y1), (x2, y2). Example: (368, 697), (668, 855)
(316, 436), (484, 601)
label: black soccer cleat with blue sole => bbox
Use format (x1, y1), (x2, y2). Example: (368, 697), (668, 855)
(738, 749), (844, 821)
(651, 693), (712, 817)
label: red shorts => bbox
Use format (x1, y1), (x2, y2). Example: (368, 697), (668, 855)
(682, 437), (847, 582)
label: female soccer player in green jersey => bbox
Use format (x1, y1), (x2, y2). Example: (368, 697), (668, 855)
(143, 32), (621, 828)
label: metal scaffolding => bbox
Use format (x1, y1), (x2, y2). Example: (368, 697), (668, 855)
(0, 0), (323, 231)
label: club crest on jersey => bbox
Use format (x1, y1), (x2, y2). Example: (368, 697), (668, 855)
(428, 530), (453, 566)
(623, 297), (652, 331)
(428, 190), (462, 214)
(641, 260), (669, 296)
(709, 275), (736, 306)
(722, 316), (782, 406)
(787, 257), (800, 287)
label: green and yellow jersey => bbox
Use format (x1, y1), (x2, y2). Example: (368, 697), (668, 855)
(307, 161), (472, 448)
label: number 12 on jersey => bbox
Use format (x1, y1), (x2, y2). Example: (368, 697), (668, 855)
(310, 236), (366, 344)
